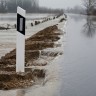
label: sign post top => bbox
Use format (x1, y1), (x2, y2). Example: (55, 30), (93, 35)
(17, 6), (26, 17)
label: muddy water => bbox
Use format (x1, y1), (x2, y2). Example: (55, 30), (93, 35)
(0, 14), (65, 96)
(0, 14), (48, 58)
(60, 14), (96, 96)
(0, 14), (55, 58)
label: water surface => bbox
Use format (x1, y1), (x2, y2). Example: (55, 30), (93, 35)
(60, 14), (96, 96)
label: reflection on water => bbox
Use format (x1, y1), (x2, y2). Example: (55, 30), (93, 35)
(82, 16), (96, 37)
(69, 14), (96, 38)
(60, 14), (96, 96)
(68, 14), (85, 22)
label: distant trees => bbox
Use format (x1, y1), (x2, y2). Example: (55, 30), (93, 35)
(7, 0), (17, 12)
(65, 6), (85, 14)
(82, 0), (96, 15)
(66, 0), (96, 15)
(0, 0), (63, 14)
(0, 0), (39, 13)
(38, 7), (64, 14)
(0, 0), (7, 13)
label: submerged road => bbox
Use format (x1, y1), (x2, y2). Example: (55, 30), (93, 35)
(60, 14), (96, 96)
(1, 13), (96, 96)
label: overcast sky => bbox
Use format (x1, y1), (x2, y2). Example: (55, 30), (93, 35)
(39, 0), (83, 9)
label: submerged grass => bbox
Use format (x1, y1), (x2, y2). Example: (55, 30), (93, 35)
(0, 24), (63, 90)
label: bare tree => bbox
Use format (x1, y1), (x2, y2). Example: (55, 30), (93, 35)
(83, 16), (96, 37)
(82, 0), (96, 15)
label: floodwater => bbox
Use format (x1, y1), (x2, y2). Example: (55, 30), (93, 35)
(0, 13), (96, 96)
(0, 13), (55, 58)
(60, 14), (96, 96)
(0, 13), (51, 22)
(0, 14), (64, 96)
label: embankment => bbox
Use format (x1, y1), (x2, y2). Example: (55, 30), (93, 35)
(0, 24), (64, 90)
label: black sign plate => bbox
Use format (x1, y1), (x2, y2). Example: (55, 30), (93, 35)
(17, 14), (25, 35)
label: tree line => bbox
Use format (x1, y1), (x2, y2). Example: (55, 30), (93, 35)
(0, 0), (63, 14)
(82, 0), (96, 15)
(65, 0), (96, 16)
(0, 0), (39, 13)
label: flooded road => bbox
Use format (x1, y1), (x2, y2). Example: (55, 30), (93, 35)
(60, 14), (96, 96)
(0, 14), (55, 58)
(0, 13), (96, 96)
(0, 14), (65, 96)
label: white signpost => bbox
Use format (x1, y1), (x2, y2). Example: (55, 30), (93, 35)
(16, 6), (26, 72)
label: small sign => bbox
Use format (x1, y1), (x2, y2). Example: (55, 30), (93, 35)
(17, 13), (25, 35)
(16, 6), (26, 73)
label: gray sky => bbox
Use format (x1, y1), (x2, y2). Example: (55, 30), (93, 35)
(39, 0), (83, 9)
